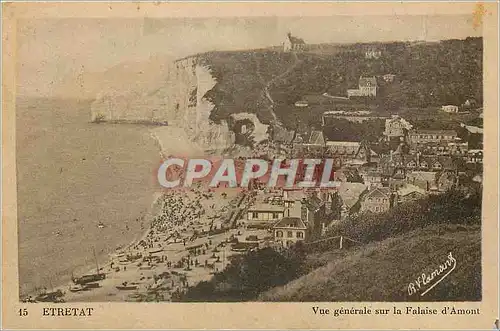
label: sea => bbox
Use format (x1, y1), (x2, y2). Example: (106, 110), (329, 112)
(16, 97), (162, 297)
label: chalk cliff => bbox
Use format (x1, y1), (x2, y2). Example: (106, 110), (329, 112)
(90, 56), (237, 153)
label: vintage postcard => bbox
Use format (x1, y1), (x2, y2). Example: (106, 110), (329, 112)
(2, 2), (499, 330)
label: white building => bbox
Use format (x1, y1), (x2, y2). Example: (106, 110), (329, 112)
(273, 217), (307, 247)
(365, 49), (382, 59)
(347, 76), (378, 98)
(283, 32), (305, 52)
(247, 203), (285, 222)
(441, 105), (459, 113)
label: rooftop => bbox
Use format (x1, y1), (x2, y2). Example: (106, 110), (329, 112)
(365, 187), (391, 198)
(359, 76), (377, 87)
(283, 189), (308, 201)
(460, 123), (483, 134)
(248, 203), (285, 212)
(308, 131), (325, 145)
(287, 33), (305, 45)
(406, 171), (437, 183)
(337, 182), (367, 209)
(411, 129), (457, 136)
(398, 184), (427, 197)
(273, 217), (307, 229)
(326, 141), (360, 147)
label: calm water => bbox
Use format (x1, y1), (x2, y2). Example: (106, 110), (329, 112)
(16, 98), (162, 296)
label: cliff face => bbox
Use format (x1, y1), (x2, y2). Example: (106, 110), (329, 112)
(90, 56), (235, 153)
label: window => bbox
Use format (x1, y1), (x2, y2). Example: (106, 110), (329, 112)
(272, 212), (280, 219)
(276, 231), (283, 238)
(375, 206), (380, 212)
(297, 232), (304, 239)
(252, 212), (258, 219)
(433, 163), (442, 169)
(287, 231), (293, 238)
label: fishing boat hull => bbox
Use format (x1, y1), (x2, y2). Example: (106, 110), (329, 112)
(73, 273), (106, 285)
(116, 285), (138, 291)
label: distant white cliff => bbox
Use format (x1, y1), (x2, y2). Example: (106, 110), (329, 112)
(90, 56), (235, 153)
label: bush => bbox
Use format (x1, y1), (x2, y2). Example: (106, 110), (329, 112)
(326, 188), (482, 245)
(179, 244), (306, 301)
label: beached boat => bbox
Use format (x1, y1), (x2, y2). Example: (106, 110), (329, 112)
(73, 273), (106, 285)
(139, 265), (153, 270)
(84, 282), (101, 289)
(72, 247), (106, 285)
(69, 284), (86, 292)
(116, 283), (138, 291)
(147, 248), (164, 255)
(35, 289), (65, 302)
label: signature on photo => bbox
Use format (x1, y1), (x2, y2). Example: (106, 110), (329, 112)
(408, 252), (457, 297)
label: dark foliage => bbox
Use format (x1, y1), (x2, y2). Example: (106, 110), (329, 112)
(199, 38), (482, 129)
(326, 188), (482, 245)
(178, 243), (307, 301)
(323, 119), (385, 142)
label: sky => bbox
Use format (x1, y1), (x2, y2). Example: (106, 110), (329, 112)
(16, 15), (482, 97)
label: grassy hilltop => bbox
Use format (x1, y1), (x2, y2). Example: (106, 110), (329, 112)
(199, 37), (482, 133)
(260, 224), (481, 302)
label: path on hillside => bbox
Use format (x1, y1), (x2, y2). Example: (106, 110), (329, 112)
(256, 52), (301, 125)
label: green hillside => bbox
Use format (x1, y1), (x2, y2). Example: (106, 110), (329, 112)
(200, 37), (482, 132)
(259, 224), (481, 302)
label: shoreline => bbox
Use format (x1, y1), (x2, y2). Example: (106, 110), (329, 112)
(21, 126), (167, 301)
(21, 125), (249, 302)
(62, 129), (171, 294)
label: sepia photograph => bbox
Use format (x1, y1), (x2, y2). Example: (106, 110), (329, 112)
(2, 2), (498, 330)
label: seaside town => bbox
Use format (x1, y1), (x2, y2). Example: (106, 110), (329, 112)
(20, 32), (483, 303)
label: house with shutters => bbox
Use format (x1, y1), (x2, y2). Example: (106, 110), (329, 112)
(360, 187), (394, 213)
(408, 129), (458, 146)
(246, 203), (285, 225)
(360, 170), (383, 187)
(379, 152), (459, 176)
(273, 217), (307, 247)
(467, 149), (483, 164)
(347, 76), (378, 98)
